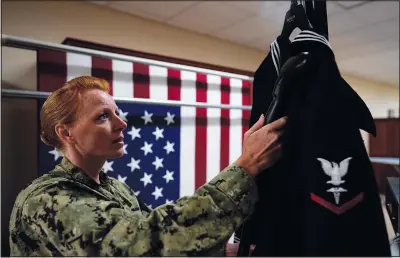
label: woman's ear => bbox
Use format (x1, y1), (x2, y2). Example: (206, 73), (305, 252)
(55, 124), (74, 144)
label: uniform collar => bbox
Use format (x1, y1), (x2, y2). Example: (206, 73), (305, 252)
(56, 157), (111, 187)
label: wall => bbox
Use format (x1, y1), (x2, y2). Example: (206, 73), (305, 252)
(1, 1), (399, 255)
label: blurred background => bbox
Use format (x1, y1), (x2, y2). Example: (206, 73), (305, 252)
(1, 1), (399, 256)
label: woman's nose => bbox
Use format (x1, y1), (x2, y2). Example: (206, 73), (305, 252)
(115, 115), (127, 131)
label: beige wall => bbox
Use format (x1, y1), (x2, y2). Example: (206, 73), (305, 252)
(1, 1), (399, 255)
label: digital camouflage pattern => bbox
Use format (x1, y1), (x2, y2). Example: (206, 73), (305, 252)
(9, 157), (258, 256)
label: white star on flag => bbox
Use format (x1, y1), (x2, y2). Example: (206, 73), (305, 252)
(165, 199), (173, 204)
(141, 110), (153, 125)
(140, 172), (153, 187)
(164, 112), (175, 125)
(102, 160), (114, 173)
(146, 204), (153, 209)
(152, 127), (164, 140)
(118, 108), (129, 122)
(152, 156), (164, 171)
(163, 170), (174, 183)
(127, 126), (141, 141)
(152, 186), (163, 200)
(49, 148), (63, 161)
(123, 144), (128, 155)
(140, 141), (153, 156)
(163, 141), (175, 154)
(127, 157), (141, 172)
(133, 190), (140, 196)
(118, 175), (127, 183)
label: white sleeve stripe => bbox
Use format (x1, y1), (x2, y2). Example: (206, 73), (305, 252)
(300, 30), (329, 42)
(270, 40), (280, 76)
(293, 34), (331, 49)
(274, 40), (281, 63)
(293, 30), (332, 49)
(293, 35), (330, 46)
(292, 37), (332, 50)
(292, 37), (330, 48)
(272, 41), (281, 69)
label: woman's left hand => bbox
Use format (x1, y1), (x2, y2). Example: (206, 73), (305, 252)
(225, 242), (239, 256)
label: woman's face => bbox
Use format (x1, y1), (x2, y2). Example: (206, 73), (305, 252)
(67, 89), (127, 159)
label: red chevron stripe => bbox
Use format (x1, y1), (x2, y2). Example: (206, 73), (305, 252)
(310, 192), (364, 215)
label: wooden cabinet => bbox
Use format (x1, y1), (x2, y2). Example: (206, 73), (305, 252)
(369, 118), (399, 158)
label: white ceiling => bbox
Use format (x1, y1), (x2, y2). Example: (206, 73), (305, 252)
(90, 1), (399, 86)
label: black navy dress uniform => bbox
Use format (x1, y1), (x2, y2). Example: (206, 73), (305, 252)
(235, 30), (391, 257)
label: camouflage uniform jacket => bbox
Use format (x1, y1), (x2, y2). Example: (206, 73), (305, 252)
(9, 157), (258, 256)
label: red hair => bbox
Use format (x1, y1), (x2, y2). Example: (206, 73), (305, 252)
(40, 76), (110, 151)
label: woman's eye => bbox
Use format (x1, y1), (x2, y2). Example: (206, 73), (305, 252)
(99, 113), (109, 120)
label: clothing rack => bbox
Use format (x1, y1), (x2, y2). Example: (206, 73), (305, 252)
(1, 34), (253, 110)
(1, 89), (252, 110)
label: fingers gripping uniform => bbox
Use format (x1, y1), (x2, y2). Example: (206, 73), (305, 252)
(9, 157), (258, 256)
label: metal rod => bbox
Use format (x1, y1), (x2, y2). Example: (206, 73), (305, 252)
(2, 34), (254, 81)
(1, 89), (252, 110)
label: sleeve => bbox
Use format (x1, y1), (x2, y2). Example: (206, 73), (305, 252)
(249, 35), (292, 127)
(20, 164), (258, 256)
(235, 35), (291, 246)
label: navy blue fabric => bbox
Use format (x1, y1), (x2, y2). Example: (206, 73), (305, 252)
(237, 31), (390, 257)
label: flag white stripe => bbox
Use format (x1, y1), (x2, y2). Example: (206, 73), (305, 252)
(150, 66), (168, 100)
(179, 71), (197, 197)
(229, 79), (243, 164)
(112, 60), (134, 97)
(228, 78), (243, 244)
(66, 53), (91, 81)
(206, 75), (221, 183)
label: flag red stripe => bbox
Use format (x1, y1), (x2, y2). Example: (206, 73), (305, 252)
(195, 73), (207, 189)
(38, 50), (66, 92)
(242, 80), (252, 141)
(133, 63), (150, 98)
(92, 57), (113, 95)
(220, 77), (230, 171)
(167, 69), (181, 101)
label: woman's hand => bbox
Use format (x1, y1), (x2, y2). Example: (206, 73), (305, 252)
(225, 242), (256, 256)
(225, 242), (239, 256)
(235, 114), (287, 177)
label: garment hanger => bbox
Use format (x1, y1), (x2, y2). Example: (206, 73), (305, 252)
(280, 2), (313, 38)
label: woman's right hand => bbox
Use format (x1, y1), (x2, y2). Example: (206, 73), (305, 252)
(235, 114), (288, 177)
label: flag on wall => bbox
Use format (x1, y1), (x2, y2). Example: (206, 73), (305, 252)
(37, 49), (252, 212)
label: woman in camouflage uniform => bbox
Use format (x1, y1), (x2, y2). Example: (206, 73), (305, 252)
(9, 76), (287, 256)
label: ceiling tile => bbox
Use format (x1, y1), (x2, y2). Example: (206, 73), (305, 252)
(246, 33), (277, 52)
(347, 1), (399, 25)
(257, 1), (291, 24)
(108, 1), (198, 22)
(226, 1), (282, 16)
(326, 2), (346, 17)
(166, 2), (252, 34)
(87, 1), (110, 6)
(342, 19), (398, 44)
(215, 16), (281, 45)
(334, 39), (399, 61)
(327, 11), (365, 35)
(335, 1), (366, 8)
(337, 50), (399, 85)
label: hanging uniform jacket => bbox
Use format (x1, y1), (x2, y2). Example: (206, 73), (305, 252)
(237, 30), (391, 257)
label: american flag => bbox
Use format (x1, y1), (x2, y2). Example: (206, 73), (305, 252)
(37, 47), (252, 242)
